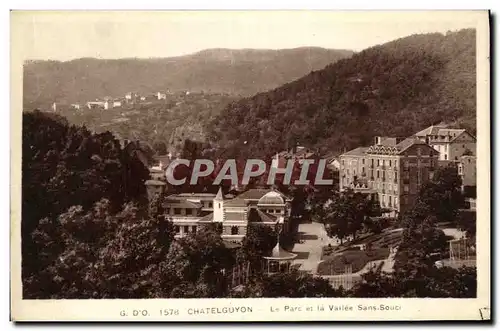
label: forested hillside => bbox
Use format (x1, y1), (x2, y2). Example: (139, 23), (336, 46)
(23, 47), (353, 109)
(207, 29), (476, 159)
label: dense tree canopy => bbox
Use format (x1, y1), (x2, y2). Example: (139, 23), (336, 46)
(418, 164), (465, 223)
(25, 198), (176, 298)
(236, 271), (343, 298)
(208, 29), (476, 159)
(22, 111), (150, 295)
(323, 189), (381, 243)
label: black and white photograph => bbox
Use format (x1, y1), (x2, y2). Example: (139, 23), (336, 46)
(10, 10), (490, 321)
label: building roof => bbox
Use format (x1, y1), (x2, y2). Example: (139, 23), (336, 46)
(258, 191), (285, 206)
(395, 137), (425, 153)
(198, 213), (214, 223)
(342, 147), (369, 157)
(414, 123), (449, 137)
(215, 187), (224, 200)
(176, 192), (217, 199)
(224, 198), (248, 207)
(248, 209), (278, 223)
(236, 188), (273, 200)
(414, 125), (474, 143)
(164, 198), (202, 209)
(145, 179), (166, 186)
(264, 241), (297, 260)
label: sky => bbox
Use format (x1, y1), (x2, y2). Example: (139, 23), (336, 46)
(12, 11), (482, 61)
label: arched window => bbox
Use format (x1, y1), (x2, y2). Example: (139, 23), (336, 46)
(231, 226), (239, 235)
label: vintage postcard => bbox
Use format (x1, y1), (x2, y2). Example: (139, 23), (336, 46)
(10, 10), (490, 322)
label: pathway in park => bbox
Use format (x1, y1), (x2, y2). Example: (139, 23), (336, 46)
(291, 222), (330, 273)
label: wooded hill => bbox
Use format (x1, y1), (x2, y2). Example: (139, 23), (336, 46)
(23, 47), (353, 109)
(207, 29), (477, 159)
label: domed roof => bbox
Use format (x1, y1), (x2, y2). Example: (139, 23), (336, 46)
(257, 191), (285, 206)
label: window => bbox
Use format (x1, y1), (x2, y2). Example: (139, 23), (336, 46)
(218, 203), (221, 208)
(362, 159), (365, 164)
(184, 226), (189, 234)
(188, 208), (195, 216)
(231, 226), (239, 235)
(389, 160), (392, 167)
(404, 185), (409, 192)
(377, 159), (380, 166)
(377, 170), (380, 178)
(208, 202), (213, 208)
(174, 208), (181, 215)
(175, 226), (180, 233)
(394, 197), (398, 206)
(389, 196), (392, 206)
(192, 226), (197, 233)
(444, 154), (448, 160)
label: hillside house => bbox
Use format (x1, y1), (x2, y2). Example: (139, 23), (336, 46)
(414, 124), (476, 162)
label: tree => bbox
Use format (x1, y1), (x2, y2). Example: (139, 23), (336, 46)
(240, 271), (343, 298)
(153, 141), (168, 155)
(24, 198), (176, 299)
(323, 189), (380, 243)
(418, 164), (465, 223)
(239, 224), (277, 271)
(22, 111), (150, 286)
(350, 266), (476, 298)
(162, 225), (236, 298)
(349, 270), (400, 297)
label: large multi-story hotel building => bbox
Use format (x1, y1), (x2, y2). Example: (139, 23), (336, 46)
(339, 136), (439, 215)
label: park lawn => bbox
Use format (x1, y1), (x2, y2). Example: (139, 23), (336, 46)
(317, 248), (390, 276)
(321, 229), (403, 260)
